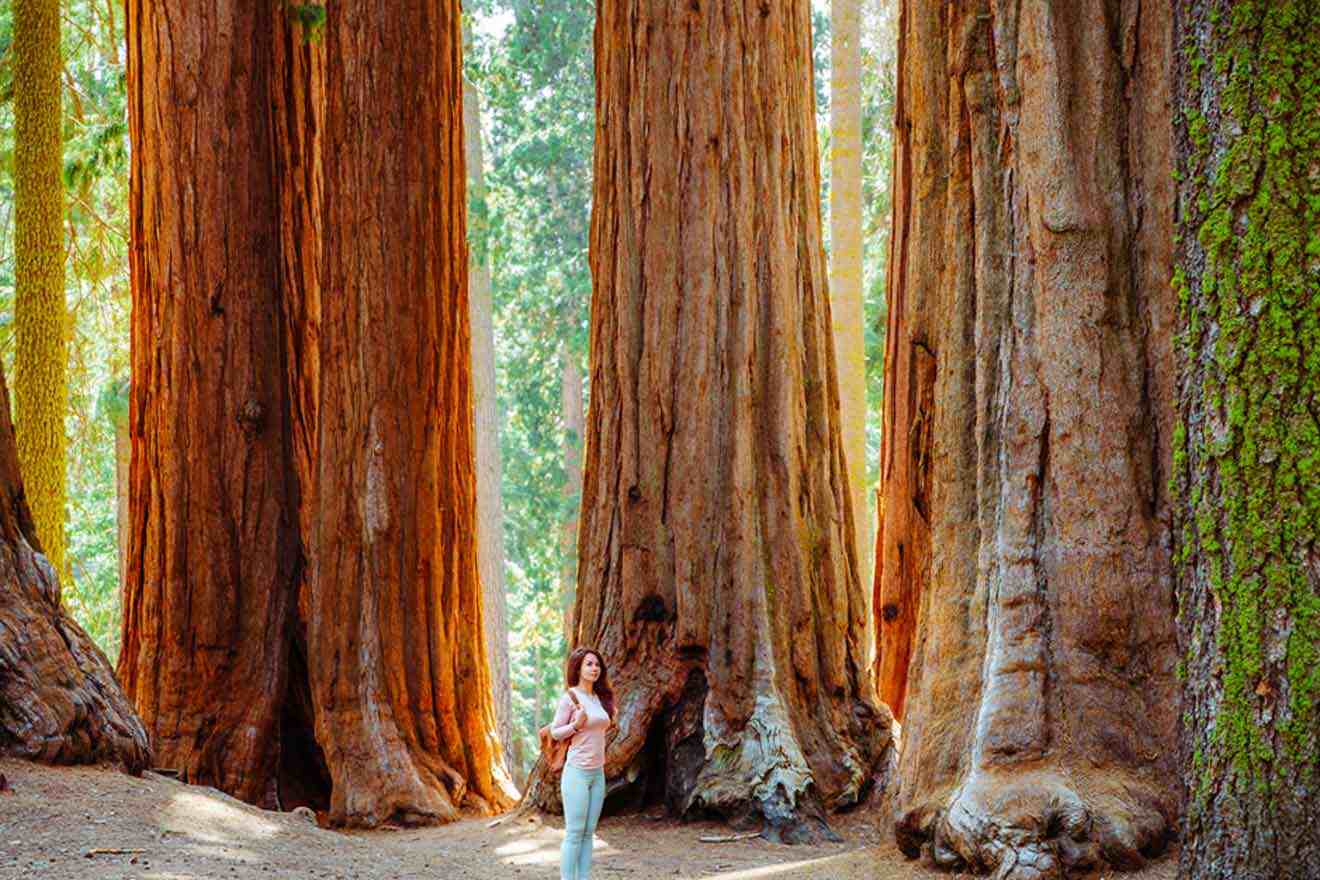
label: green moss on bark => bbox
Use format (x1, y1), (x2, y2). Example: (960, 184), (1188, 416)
(1174, 1), (1320, 874)
(13, 0), (69, 584)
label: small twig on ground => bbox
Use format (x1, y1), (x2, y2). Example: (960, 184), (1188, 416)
(85, 848), (147, 857)
(698, 832), (761, 844)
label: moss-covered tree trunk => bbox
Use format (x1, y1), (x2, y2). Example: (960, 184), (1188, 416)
(0, 362), (148, 771)
(522, 0), (894, 842)
(878, 2), (1181, 876)
(12, 0), (69, 584)
(1173, 2), (1320, 877)
(122, 0), (515, 826)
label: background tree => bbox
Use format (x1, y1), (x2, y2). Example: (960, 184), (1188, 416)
(0, 359), (147, 772)
(878, 2), (1181, 875)
(12, 0), (68, 582)
(523, 0), (894, 841)
(829, 0), (870, 596)
(465, 20), (515, 772)
(465, 0), (595, 778)
(2, 0), (132, 664)
(1173, 1), (1320, 877)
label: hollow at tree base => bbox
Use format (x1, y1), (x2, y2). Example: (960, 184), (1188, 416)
(896, 768), (1171, 880)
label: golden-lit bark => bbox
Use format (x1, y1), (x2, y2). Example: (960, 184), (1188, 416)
(13, 0), (69, 583)
(829, 0), (872, 600)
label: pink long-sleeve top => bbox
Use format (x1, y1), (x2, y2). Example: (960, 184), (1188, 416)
(550, 687), (610, 770)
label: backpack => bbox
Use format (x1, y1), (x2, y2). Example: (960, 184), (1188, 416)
(537, 689), (582, 772)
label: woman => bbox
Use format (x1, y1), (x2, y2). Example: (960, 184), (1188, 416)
(549, 647), (615, 880)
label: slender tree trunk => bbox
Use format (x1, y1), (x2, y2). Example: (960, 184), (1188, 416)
(829, 0), (872, 606)
(0, 361), (149, 771)
(559, 342), (584, 641)
(524, 0), (893, 842)
(114, 404), (128, 598)
(1173, 2), (1320, 877)
(122, 0), (515, 826)
(464, 37), (515, 775)
(879, 3), (1181, 876)
(13, 0), (69, 584)
(120, 0), (304, 807)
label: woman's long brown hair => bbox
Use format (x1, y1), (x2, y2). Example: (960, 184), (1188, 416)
(566, 647), (615, 719)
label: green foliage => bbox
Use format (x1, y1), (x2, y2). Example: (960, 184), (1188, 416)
(467, 0), (594, 777)
(0, 0), (129, 661)
(287, 3), (326, 43)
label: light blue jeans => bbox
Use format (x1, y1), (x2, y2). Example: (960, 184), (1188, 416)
(560, 764), (606, 880)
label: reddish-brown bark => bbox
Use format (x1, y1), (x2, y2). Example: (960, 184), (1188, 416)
(0, 361), (149, 771)
(120, 0), (302, 805)
(523, 0), (894, 842)
(121, 0), (512, 826)
(877, 2), (1180, 876)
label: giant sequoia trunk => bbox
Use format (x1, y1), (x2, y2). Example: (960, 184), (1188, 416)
(0, 363), (149, 771)
(1173, 2), (1320, 877)
(524, 0), (893, 842)
(121, 0), (305, 808)
(121, 0), (513, 826)
(876, 3), (1181, 876)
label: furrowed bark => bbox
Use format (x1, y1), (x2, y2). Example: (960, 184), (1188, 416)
(523, 0), (894, 843)
(879, 2), (1181, 876)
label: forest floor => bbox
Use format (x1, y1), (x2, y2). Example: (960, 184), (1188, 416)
(0, 759), (1176, 880)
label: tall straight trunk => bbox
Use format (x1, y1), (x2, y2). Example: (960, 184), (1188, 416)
(1173, 2), (1320, 877)
(0, 362), (149, 770)
(120, 0), (303, 807)
(122, 0), (514, 826)
(114, 406), (128, 598)
(878, 2), (1181, 876)
(464, 43), (514, 772)
(524, 0), (893, 842)
(559, 342), (584, 641)
(829, 0), (872, 604)
(12, 0), (69, 584)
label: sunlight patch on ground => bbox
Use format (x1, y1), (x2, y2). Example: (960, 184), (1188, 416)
(694, 851), (862, 879)
(157, 790), (283, 845)
(492, 828), (615, 867)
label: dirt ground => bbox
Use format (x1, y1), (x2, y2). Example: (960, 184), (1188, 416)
(0, 759), (1176, 880)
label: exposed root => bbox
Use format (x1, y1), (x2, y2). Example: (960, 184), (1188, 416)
(897, 769), (1171, 879)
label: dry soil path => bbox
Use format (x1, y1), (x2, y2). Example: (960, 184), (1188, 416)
(0, 759), (1175, 880)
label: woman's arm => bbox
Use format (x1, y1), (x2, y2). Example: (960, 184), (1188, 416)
(550, 693), (579, 741)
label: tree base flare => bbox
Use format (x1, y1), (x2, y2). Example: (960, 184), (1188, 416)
(525, 668), (894, 846)
(897, 769), (1171, 879)
(0, 545), (149, 772)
